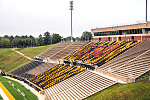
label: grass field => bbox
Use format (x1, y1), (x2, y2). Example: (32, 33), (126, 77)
(0, 48), (30, 72)
(16, 44), (57, 58)
(0, 44), (57, 72)
(86, 81), (150, 100)
(0, 76), (38, 100)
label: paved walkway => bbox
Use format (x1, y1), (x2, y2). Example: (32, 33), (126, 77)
(12, 49), (33, 60)
(3, 76), (45, 100)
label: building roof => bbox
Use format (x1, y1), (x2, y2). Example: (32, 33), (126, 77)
(91, 22), (150, 33)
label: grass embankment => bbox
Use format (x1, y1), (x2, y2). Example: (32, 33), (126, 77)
(0, 76), (38, 100)
(0, 44), (57, 72)
(16, 44), (57, 58)
(86, 81), (150, 100)
(0, 49), (29, 72)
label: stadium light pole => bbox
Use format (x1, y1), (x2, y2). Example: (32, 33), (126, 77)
(146, 0), (148, 23)
(70, 1), (73, 42)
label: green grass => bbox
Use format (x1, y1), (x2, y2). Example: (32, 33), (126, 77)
(0, 48), (30, 72)
(16, 44), (57, 58)
(0, 76), (38, 100)
(0, 44), (57, 72)
(86, 81), (150, 100)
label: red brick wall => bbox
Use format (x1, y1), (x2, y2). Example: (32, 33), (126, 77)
(134, 36), (141, 40)
(92, 35), (150, 41)
(142, 36), (150, 41)
(92, 37), (99, 41)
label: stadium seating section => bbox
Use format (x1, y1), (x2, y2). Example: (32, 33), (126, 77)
(26, 63), (56, 76)
(63, 41), (141, 66)
(45, 70), (117, 100)
(29, 64), (85, 89)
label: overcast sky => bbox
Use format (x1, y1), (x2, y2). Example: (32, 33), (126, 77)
(0, 0), (149, 37)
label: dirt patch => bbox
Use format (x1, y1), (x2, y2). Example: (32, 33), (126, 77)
(2, 59), (9, 62)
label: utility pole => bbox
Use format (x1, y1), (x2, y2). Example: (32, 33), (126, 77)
(70, 1), (73, 42)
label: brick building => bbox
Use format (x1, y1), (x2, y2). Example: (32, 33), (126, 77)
(91, 22), (150, 41)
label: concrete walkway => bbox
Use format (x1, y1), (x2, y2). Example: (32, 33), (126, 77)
(3, 76), (45, 100)
(12, 49), (33, 60)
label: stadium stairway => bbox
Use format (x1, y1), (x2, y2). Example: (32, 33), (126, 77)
(96, 41), (150, 83)
(45, 70), (117, 100)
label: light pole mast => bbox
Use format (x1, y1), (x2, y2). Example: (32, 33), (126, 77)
(146, 0), (148, 23)
(70, 1), (73, 42)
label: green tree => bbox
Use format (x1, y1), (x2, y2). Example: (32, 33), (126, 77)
(43, 31), (51, 45)
(37, 34), (44, 46)
(26, 38), (33, 47)
(81, 31), (92, 42)
(0, 37), (10, 48)
(63, 36), (75, 42)
(51, 33), (61, 44)
(12, 38), (20, 47)
(29, 35), (36, 46)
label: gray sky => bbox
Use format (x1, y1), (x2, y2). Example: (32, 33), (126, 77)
(0, 0), (149, 37)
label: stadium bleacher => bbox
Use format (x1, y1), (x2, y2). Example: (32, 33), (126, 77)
(99, 41), (150, 72)
(111, 50), (150, 79)
(93, 41), (150, 83)
(63, 41), (141, 66)
(10, 61), (43, 76)
(29, 64), (85, 89)
(38, 42), (87, 60)
(26, 63), (56, 76)
(45, 70), (117, 100)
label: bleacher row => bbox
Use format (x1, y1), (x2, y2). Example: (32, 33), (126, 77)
(45, 70), (117, 100)
(63, 41), (141, 66)
(29, 64), (85, 89)
(112, 50), (150, 79)
(38, 42), (87, 60)
(27, 63), (56, 76)
(10, 61), (55, 79)
(10, 61), (43, 76)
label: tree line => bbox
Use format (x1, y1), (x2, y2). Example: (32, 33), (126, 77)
(0, 31), (92, 48)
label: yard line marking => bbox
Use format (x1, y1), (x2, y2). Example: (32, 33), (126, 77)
(0, 82), (15, 100)
(0, 87), (9, 100)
